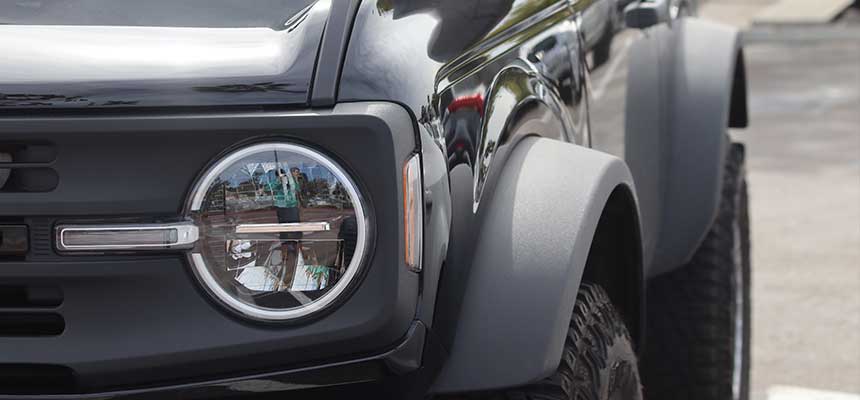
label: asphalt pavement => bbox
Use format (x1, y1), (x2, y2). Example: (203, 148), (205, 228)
(723, 9), (860, 400)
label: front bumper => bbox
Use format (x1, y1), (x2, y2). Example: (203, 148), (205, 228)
(0, 103), (421, 396)
(0, 322), (426, 400)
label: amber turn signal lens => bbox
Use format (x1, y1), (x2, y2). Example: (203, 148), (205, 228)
(403, 154), (423, 272)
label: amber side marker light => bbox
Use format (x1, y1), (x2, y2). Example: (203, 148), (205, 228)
(403, 154), (423, 272)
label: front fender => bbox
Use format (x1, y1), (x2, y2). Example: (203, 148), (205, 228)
(431, 137), (637, 393)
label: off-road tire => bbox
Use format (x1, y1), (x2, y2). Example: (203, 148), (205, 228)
(642, 143), (751, 400)
(447, 284), (642, 400)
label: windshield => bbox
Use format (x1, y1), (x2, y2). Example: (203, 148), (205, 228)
(0, 0), (316, 28)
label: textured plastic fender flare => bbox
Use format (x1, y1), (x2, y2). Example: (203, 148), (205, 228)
(627, 19), (748, 278)
(430, 137), (639, 393)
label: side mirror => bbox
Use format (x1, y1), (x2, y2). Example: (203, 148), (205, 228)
(624, 0), (670, 29)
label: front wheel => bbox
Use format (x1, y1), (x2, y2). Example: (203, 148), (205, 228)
(446, 284), (642, 400)
(642, 143), (751, 400)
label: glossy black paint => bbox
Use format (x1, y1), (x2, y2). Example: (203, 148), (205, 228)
(0, 1), (325, 110)
(2, 0), (658, 397)
(338, 0), (679, 393)
(341, 0), (597, 351)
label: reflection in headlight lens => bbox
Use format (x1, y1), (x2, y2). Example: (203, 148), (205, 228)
(188, 143), (367, 321)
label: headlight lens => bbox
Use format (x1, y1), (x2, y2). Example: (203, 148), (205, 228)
(187, 142), (368, 321)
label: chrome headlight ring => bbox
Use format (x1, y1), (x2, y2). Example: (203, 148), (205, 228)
(186, 142), (370, 322)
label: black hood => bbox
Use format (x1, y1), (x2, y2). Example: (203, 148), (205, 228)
(0, 0), (328, 110)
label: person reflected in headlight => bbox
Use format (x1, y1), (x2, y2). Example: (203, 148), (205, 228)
(262, 166), (303, 290)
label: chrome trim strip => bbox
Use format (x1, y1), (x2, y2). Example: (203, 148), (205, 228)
(56, 222), (199, 251)
(235, 222), (331, 234)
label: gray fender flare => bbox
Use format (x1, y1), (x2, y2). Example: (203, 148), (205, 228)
(626, 19), (747, 278)
(431, 137), (638, 393)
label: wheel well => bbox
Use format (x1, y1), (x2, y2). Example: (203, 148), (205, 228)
(581, 184), (644, 350)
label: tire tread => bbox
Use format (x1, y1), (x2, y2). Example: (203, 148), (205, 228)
(641, 143), (750, 400)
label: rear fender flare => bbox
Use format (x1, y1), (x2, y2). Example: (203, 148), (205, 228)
(626, 19), (747, 277)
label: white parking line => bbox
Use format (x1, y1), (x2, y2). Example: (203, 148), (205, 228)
(768, 386), (860, 400)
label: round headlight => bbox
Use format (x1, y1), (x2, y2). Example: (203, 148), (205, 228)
(187, 142), (368, 321)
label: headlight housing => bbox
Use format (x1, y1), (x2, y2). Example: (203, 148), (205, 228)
(187, 142), (369, 321)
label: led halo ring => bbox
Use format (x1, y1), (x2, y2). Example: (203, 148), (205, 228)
(187, 142), (370, 321)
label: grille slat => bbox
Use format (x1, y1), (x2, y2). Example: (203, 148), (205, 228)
(0, 285), (62, 308)
(0, 143), (56, 164)
(0, 285), (64, 337)
(0, 142), (57, 193)
(0, 313), (64, 336)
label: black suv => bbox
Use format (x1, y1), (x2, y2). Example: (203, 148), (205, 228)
(0, 0), (750, 399)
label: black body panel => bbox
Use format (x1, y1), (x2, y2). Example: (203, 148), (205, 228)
(0, 0), (746, 396)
